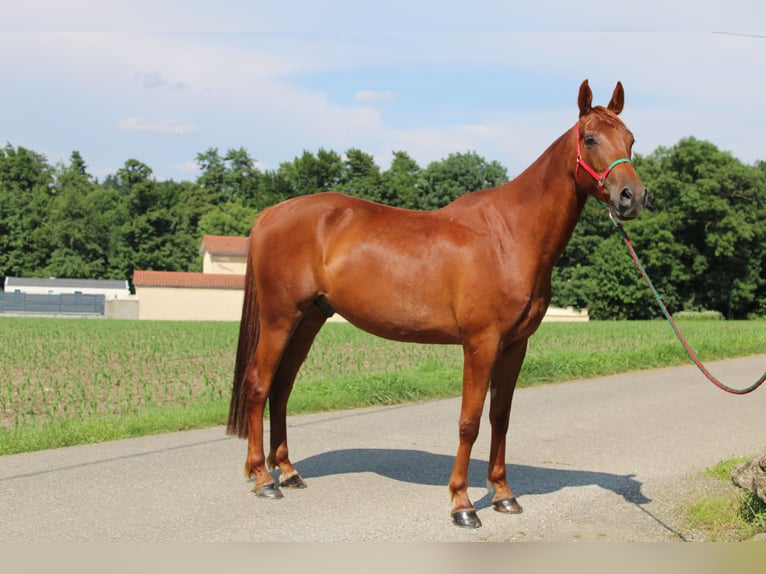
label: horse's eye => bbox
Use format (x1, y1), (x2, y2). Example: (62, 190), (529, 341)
(584, 134), (596, 147)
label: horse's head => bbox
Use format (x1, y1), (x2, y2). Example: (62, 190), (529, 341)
(575, 80), (647, 220)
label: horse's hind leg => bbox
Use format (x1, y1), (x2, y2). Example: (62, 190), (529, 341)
(266, 303), (328, 489)
(486, 338), (527, 515)
(244, 317), (299, 499)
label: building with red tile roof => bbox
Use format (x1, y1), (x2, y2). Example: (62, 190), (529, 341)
(199, 235), (249, 274)
(132, 235), (247, 320)
(199, 235), (249, 256)
(133, 270), (244, 290)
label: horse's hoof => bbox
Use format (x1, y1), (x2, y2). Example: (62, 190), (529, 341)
(452, 509), (482, 529)
(253, 483), (284, 499)
(280, 473), (307, 489)
(493, 498), (523, 514)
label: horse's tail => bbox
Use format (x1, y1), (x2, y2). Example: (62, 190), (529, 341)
(227, 239), (257, 439)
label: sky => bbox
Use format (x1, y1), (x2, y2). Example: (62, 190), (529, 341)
(2, 1), (766, 182)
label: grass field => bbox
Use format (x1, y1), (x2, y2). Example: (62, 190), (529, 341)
(684, 457), (766, 541)
(1, 316), (765, 455)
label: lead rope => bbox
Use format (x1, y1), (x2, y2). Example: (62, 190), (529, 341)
(602, 206), (766, 395)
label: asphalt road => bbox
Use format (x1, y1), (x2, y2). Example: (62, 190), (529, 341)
(2, 355), (765, 542)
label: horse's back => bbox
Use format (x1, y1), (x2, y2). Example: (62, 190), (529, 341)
(253, 191), (472, 254)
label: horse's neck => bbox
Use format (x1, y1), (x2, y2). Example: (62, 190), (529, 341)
(496, 129), (587, 267)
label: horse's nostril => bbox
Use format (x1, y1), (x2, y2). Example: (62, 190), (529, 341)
(620, 187), (633, 201)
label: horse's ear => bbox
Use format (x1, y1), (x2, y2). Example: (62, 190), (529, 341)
(608, 81), (625, 115)
(578, 80), (593, 117)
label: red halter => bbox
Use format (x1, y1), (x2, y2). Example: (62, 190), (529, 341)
(575, 122), (632, 204)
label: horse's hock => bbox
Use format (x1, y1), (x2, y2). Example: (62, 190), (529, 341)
(731, 453), (766, 503)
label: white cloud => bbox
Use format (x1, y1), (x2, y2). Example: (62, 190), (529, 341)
(117, 117), (198, 135)
(4, 24), (766, 182)
(354, 90), (397, 104)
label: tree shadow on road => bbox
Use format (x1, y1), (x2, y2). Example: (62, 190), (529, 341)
(294, 448), (649, 511)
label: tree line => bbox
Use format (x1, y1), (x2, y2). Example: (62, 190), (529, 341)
(1, 138), (764, 319)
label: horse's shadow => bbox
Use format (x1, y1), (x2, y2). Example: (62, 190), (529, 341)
(292, 448), (650, 510)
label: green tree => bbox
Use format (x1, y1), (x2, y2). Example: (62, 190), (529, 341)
(0, 144), (54, 278)
(108, 160), (197, 279)
(638, 138), (766, 318)
(278, 148), (343, 197)
(196, 148), (227, 204)
(198, 202), (256, 237)
(85, 185), (129, 279)
(255, 169), (293, 208)
(196, 147), (265, 208)
(43, 151), (108, 278)
(339, 148), (384, 201)
(416, 151), (508, 210)
(576, 235), (658, 320)
(224, 147), (264, 207)
(552, 138), (766, 319)
(380, 151), (422, 208)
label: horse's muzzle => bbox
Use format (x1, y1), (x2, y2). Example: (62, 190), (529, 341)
(617, 185), (647, 220)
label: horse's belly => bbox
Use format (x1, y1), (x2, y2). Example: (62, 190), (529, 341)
(325, 275), (461, 344)
(337, 311), (461, 345)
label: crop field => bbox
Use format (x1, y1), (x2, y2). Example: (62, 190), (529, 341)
(0, 317), (461, 432)
(1, 316), (765, 454)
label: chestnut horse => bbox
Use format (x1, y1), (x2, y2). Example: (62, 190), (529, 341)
(227, 80), (647, 528)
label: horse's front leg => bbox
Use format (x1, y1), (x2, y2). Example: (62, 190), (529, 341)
(449, 335), (499, 528)
(486, 338), (527, 514)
